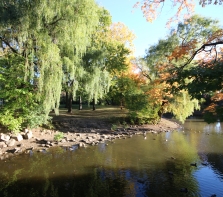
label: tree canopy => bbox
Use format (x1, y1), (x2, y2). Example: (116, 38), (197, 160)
(0, 0), (223, 132)
(0, 0), (105, 130)
(0, 0), (134, 131)
(135, 15), (223, 123)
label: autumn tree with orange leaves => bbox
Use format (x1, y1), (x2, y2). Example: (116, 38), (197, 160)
(134, 0), (223, 62)
(163, 15), (223, 123)
(134, 0), (222, 24)
(140, 15), (223, 122)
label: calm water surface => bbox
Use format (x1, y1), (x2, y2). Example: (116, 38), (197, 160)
(0, 119), (223, 197)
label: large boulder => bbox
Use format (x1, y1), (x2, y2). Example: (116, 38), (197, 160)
(0, 133), (10, 142)
(6, 139), (16, 147)
(11, 134), (23, 141)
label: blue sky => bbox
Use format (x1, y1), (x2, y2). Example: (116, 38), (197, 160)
(97, 0), (222, 57)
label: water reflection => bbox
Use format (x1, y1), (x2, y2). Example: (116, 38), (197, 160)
(0, 120), (223, 197)
(215, 122), (222, 133)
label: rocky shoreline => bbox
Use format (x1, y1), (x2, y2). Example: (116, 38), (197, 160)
(0, 118), (181, 160)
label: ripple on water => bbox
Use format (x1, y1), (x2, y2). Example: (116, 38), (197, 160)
(193, 166), (223, 197)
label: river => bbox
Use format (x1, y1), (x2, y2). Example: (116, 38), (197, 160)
(0, 119), (223, 197)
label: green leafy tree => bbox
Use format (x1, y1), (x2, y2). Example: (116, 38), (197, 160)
(77, 20), (132, 110)
(0, 0), (101, 131)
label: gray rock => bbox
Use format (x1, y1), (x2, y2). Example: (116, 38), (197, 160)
(17, 143), (23, 147)
(86, 136), (92, 140)
(9, 147), (21, 154)
(24, 131), (33, 139)
(0, 133), (10, 142)
(0, 141), (7, 148)
(60, 139), (66, 143)
(6, 139), (16, 147)
(1, 156), (5, 160)
(46, 141), (51, 145)
(26, 147), (34, 151)
(78, 142), (86, 147)
(12, 134), (23, 141)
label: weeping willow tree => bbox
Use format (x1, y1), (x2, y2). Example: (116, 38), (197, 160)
(71, 9), (130, 111)
(0, 0), (101, 131)
(166, 90), (200, 123)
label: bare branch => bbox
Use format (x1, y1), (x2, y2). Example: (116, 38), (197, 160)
(180, 41), (223, 69)
(0, 36), (18, 54)
(138, 66), (152, 81)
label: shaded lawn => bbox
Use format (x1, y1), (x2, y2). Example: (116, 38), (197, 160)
(52, 105), (129, 120)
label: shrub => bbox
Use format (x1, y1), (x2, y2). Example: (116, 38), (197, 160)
(111, 124), (117, 131)
(54, 132), (64, 141)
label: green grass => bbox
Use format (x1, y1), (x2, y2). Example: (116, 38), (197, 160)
(52, 105), (128, 120)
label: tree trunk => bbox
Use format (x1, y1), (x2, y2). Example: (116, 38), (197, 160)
(79, 96), (82, 110)
(67, 93), (73, 113)
(105, 99), (110, 105)
(65, 91), (69, 108)
(92, 98), (95, 111)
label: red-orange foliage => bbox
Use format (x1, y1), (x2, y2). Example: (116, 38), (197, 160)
(203, 92), (223, 115)
(168, 40), (198, 61)
(134, 0), (222, 25)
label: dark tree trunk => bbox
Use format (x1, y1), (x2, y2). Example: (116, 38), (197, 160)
(120, 98), (123, 110)
(65, 91), (69, 108)
(158, 100), (168, 119)
(79, 96), (82, 110)
(105, 99), (110, 105)
(92, 98), (95, 111)
(67, 93), (73, 113)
